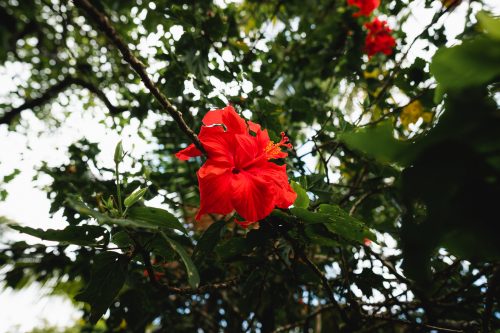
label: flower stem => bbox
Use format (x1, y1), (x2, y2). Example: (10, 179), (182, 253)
(115, 162), (123, 215)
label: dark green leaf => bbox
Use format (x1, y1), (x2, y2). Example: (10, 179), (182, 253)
(192, 220), (226, 263)
(160, 231), (199, 288)
(127, 206), (187, 233)
(291, 205), (375, 244)
(9, 224), (108, 246)
(215, 238), (251, 261)
(75, 252), (128, 324)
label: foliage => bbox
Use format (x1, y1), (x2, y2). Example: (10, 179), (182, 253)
(0, 0), (499, 332)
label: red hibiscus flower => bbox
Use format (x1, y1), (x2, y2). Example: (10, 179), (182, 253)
(347, 0), (380, 17)
(176, 105), (297, 226)
(364, 18), (396, 57)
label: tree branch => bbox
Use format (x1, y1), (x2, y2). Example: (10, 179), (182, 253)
(272, 304), (466, 333)
(0, 76), (126, 125)
(72, 0), (206, 155)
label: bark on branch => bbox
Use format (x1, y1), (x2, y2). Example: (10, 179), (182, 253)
(72, 0), (206, 155)
(0, 76), (126, 125)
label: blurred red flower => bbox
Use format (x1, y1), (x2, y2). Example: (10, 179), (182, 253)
(364, 18), (396, 57)
(347, 0), (380, 17)
(176, 105), (297, 226)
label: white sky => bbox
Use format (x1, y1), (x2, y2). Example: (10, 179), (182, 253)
(0, 1), (498, 332)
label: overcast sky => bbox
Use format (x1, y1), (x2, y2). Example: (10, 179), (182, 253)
(0, 1), (499, 332)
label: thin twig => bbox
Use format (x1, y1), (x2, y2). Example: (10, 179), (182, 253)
(0, 76), (126, 125)
(72, 0), (205, 155)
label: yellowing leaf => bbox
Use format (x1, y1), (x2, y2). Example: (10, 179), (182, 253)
(400, 100), (425, 129)
(363, 69), (381, 80)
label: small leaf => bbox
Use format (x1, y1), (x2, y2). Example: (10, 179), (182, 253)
(127, 207), (187, 233)
(290, 181), (310, 208)
(123, 187), (148, 208)
(75, 252), (128, 324)
(160, 231), (200, 288)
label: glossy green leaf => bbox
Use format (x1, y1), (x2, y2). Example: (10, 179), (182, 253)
(291, 205), (375, 244)
(318, 204), (375, 244)
(127, 206), (186, 233)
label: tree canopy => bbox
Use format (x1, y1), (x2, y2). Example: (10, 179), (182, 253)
(0, 0), (499, 332)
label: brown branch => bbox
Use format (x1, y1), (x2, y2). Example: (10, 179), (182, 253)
(129, 230), (239, 296)
(0, 76), (126, 125)
(72, 0), (206, 155)
(162, 277), (240, 295)
(272, 304), (466, 333)
(278, 228), (350, 329)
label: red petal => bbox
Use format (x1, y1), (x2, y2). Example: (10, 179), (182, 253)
(234, 219), (256, 228)
(203, 105), (247, 134)
(196, 161), (234, 220)
(233, 133), (261, 168)
(247, 121), (261, 134)
(230, 170), (276, 222)
(246, 161), (297, 209)
(175, 144), (202, 161)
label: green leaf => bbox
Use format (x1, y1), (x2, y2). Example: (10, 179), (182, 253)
(75, 252), (128, 324)
(340, 121), (412, 166)
(67, 197), (183, 231)
(192, 220), (226, 263)
(290, 181), (310, 208)
(477, 11), (500, 40)
(111, 231), (133, 248)
(215, 238), (251, 261)
(127, 206), (187, 233)
(304, 224), (340, 247)
(430, 36), (500, 91)
(291, 205), (375, 244)
(148, 235), (176, 260)
(123, 187), (148, 208)
(318, 204), (375, 244)
(2, 168), (20, 183)
(9, 225), (108, 246)
(67, 198), (141, 227)
(160, 231), (200, 288)
(290, 207), (327, 224)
